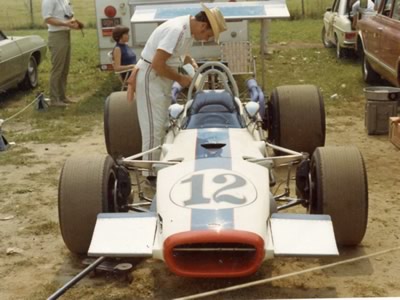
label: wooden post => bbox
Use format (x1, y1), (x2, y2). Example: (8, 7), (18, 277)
(29, 0), (34, 26)
(301, 0), (305, 18)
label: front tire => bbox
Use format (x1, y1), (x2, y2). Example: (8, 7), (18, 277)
(21, 55), (38, 89)
(309, 146), (368, 246)
(268, 85), (325, 156)
(58, 154), (117, 254)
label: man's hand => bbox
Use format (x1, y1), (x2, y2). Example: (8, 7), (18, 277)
(153, 49), (193, 85)
(67, 19), (80, 30)
(178, 75), (192, 88)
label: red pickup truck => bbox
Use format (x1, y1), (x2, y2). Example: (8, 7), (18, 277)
(357, 0), (400, 86)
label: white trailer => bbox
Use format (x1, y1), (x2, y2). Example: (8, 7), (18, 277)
(95, 0), (249, 71)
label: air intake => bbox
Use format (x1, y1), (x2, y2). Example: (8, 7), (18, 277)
(164, 230), (264, 277)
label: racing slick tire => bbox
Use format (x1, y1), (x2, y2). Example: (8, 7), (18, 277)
(21, 55), (38, 89)
(268, 85), (325, 156)
(59, 154), (119, 254)
(104, 91), (142, 159)
(321, 26), (334, 48)
(309, 146), (368, 246)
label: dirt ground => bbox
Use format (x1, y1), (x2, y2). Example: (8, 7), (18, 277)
(1, 105), (400, 299)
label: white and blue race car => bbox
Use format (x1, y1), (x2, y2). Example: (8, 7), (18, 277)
(58, 62), (368, 279)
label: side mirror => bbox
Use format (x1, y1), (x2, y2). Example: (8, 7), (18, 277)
(168, 103), (184, 120)
(245, 102), (260, 119)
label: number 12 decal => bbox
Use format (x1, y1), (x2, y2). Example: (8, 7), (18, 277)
(182, 173), (247, 206)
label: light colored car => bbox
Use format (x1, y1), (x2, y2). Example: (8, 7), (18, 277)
(322, 0), (358, 58)
(56, 62), (368, 283)
(0, 30), (47, 93)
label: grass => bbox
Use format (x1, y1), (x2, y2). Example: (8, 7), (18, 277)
(252, 19), (368, 117)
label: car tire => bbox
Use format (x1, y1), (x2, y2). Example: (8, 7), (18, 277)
(361, 48), (380, 84)
(104, 91), (142, 159)
(321, 26), (334, 48)
(58, 154), (116, 254)
(309, 146), (368, 246)
(21, 55), (38, 89)
(268, 85), (325, 156)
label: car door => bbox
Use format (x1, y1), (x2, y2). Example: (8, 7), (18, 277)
(0, 32), (23, 89)
(379, 0), (400, 77)
(324, 0), (340, 43)
(362, 1), (389, 60)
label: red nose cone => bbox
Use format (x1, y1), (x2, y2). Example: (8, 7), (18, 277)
(104, 6), (117, 18)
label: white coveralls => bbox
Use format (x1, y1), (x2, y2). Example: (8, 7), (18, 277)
(135, 16), (193, 173)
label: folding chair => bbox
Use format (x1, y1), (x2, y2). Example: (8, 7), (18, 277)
(220, 41), (257, 80)
(107, 51), (134, 91)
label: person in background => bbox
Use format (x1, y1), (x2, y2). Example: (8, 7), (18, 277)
(42, 0), (83, 107)
(126, 3), (227, 181)
(111, 25), (137, 78)
(351, 0), (375, 16)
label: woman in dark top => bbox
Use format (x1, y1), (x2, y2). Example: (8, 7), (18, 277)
(112, 26), (136, 78)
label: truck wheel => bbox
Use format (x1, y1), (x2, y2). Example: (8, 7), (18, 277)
(268, 85), (325, 156)
(21, 56), (38, 89)
(59, 154), (117, 254)
(309, 146), (368, 246)
(321, 26), (334, 48)
(361, 48), (380, 84)
(104, 91), (142, 159)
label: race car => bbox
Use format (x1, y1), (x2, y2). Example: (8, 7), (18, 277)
(58, 62), (368, 279)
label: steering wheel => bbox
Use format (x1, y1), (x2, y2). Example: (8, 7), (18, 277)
(187, 61), (240, 101)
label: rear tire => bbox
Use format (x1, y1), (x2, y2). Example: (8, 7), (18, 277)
(309, 146), (368, 246)
(268, 85), (325, 156)
(104, 91), (142, 159)
(58, 154), (116, 254)
(21, 56), (38, 89)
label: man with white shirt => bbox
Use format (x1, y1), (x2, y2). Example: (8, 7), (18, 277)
(127, 3), (227, 179)
(351, 0), (375, 16)
(42, 0), (82, 106)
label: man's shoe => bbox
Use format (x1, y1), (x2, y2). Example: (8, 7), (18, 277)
(62, 98), (77, 104)
(51, 101), (68, 107)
